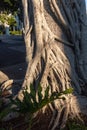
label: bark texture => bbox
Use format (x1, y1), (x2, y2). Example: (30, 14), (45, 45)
(2, 0), (87, 129)
(18, 0), (87, 129)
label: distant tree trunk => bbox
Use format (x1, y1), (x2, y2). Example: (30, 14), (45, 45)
(18, 0), (87, 129)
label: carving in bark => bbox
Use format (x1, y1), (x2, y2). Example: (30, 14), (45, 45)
(1, 0), (87, 129)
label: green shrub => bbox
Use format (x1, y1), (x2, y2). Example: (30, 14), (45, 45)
(10, 30), (22, 35)
(0, 12), (16, 26)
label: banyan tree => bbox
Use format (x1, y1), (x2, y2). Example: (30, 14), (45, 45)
(1, 0), (87, 129)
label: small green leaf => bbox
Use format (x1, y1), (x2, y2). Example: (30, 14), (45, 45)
(30, 84), (36, 103)
(62, 88), (73, 94)
(44, 86), (49, 99)
(38, 84), (43, 102)
(39, 98), (49, 109)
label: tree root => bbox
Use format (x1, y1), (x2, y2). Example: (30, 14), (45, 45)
(1, 79), (23, 91)
(47, 94), (86, 130)
(0, 79), (23, 121)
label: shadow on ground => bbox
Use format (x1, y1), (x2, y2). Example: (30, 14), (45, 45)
(0, 35), (27, 81)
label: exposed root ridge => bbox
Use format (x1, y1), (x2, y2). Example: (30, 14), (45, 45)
(48, 95), (82, 130)
(1, 79), (23, 90)
(0, 79), (23, 98)
(23, 40), (77, 91)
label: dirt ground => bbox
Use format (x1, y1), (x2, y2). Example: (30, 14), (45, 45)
(0, 108), (52, 130)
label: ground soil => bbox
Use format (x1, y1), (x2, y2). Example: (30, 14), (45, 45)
(0, 108), (52, 130)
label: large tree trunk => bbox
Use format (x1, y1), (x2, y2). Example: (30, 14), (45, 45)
(17, 0), (87, 129)
(18, 0), (87, 129)
(2, 0), (87, 129)
(21, 0), (87, 89)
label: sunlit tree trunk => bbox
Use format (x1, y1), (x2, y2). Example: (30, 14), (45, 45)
(18, 0), (87, 129)
(3, 0), (87, 129)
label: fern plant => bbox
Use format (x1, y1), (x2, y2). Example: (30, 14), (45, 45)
(10, 84), (73, 129)
(11, 84), (73, 113)
(0, 84), (73, 130)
